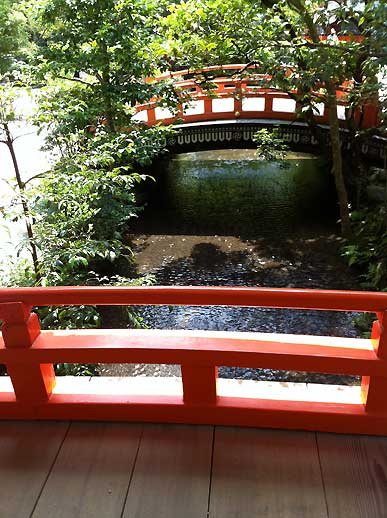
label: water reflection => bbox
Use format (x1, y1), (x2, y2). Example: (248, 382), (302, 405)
(160, 149), (333, 235)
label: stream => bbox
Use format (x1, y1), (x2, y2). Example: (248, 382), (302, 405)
(102, 149), (362, 385)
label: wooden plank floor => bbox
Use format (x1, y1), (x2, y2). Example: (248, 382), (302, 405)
(0, 422), (386, 518)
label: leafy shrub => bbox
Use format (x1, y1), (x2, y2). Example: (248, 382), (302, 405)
(54, 363), (100, 377)
(342, 209), (387, 291)
(253, 128), (290, 166)
(342, 208), (386, 336)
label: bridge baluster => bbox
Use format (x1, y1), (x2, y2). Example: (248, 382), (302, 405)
(361, 311), (387, 414)
(147, 107), (156, 124)
(204, 98), (212, 117)
(181, 365), (218, 405)
(0, 302), (55, 403)
(264, 94), (273, 115)
(362, 102), (379, 129)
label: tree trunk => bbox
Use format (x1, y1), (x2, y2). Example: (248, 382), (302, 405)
(384, 155), (387, 229)
(287, 0), (352, 235)
(3, 122), (41, 280)
(326, 82), (352, 235)
(100, 43), (116, 132)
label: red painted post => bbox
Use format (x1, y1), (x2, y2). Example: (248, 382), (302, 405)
(147, 107), (156, 124)
(204, 98), (212, 117)
(234, 81), (242, 116)
(362, 102), (379, 129)
(181, 365), (218, 405)
(264, 94), (273, 115)
(177, 103), (184, 122)
(0, 302), (56, 403)
(361, 311), (387, 413)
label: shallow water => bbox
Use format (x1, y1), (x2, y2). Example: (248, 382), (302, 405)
(103, 150), (361, 385)
(143, 149), (334, 237)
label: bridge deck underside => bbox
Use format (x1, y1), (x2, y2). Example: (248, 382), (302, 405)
(165, 120), (386, 163)
(2, 420), (387, 518)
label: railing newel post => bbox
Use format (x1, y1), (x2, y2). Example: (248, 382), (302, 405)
(147, 106), (156, 124)
(361, 311), (387, 413)
(234, 80), (243, 115)
(0, 302), (55, 403)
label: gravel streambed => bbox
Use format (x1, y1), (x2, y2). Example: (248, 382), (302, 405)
(101, 228), (362, 385)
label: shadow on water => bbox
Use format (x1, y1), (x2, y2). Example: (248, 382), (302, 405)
(103, 149), (361, 385)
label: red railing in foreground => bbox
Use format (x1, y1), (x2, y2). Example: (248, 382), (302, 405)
(0, 286), (386, 435)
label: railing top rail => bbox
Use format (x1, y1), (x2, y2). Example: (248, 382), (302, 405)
(151, 64), (253, 82)
(151, 48), (362, 82)
(0, 286), (386, 313)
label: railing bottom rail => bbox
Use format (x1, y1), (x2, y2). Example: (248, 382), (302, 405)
(1, 380), (387, 436)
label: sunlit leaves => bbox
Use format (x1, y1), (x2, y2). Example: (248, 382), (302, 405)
(28, 121), (172, 286)
(253, 128), (289, 162)
(0, 0), (30, 75)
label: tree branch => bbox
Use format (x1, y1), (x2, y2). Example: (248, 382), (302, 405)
(12, 131), (38, 141)
(23, 170), (53, 186)
(57, 75), (94, 86)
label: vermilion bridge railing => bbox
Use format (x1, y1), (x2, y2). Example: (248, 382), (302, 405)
(134, 64), (378, 129)
(1, 286), (387, 434)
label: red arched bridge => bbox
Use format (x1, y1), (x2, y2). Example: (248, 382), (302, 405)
(133, 64), (379, 129)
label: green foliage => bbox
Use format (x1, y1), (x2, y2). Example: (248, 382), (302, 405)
(253, 128), (289, 163)
(0, 0), (30, 75)
(35, 83), (105, 153)
(0, 257), (36, 287)
(352, 312), (377, 339)
(0, 84), (19, 125)
(160, 0), (264, 68)
(54, 363), (100, 376)
(28, 123), (171, 286)
(32, 0), (176, 131)
(38, 305), (101, 330)
(342, 209), (387, 291)
(27, 0), (176, 296)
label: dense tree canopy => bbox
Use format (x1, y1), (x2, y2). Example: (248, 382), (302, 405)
(160, 0), (386, 234)
(0, 0), (29, 75)
(163, 0), (384, 113)
(1, 0), (174, 304)
(34, 0), (175, 131)
(1, 0), (386, 292)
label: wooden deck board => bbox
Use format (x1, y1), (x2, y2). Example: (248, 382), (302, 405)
(209, 427), (328, 518)
(1, 421), (387, 518)
(0, 421), (69, 518)
(31, 422), (142, 518)
(122, 424), (213, 518)
(317, 433), (387, 518)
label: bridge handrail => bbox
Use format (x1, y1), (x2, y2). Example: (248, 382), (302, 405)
(135, 66), (379, 128)
(0, 285), (387, 312)
(0, 286), (386, 434)
(150, 64), (259, 82)
(135, 88), (347, 111)
(149, 71), (352, 96)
